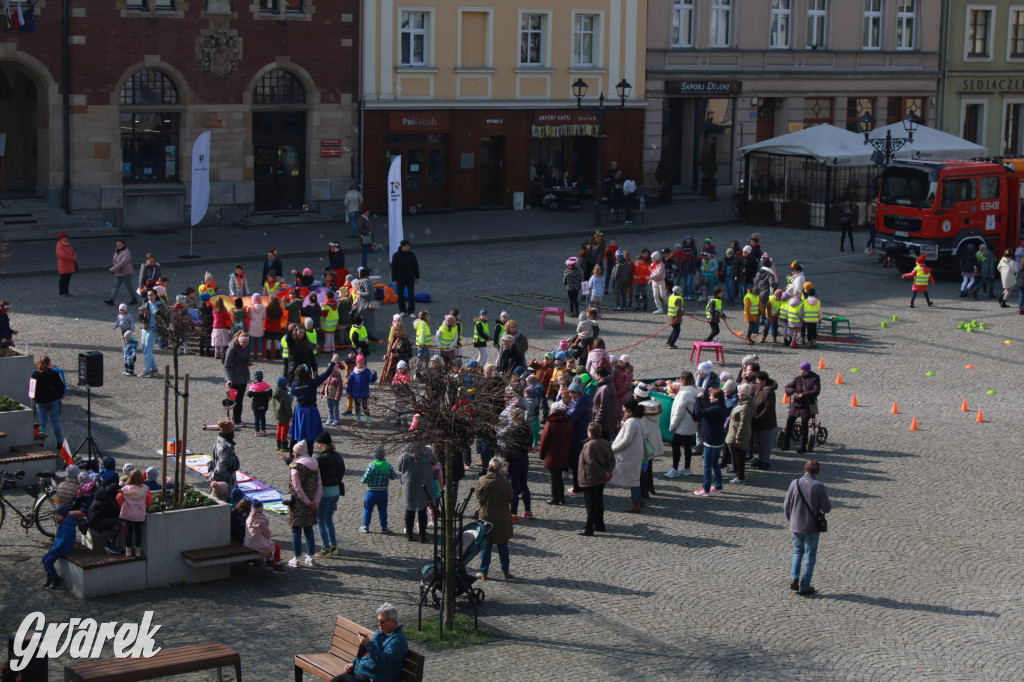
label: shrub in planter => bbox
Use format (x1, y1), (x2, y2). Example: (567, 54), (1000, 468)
(0, 395), (25, 412)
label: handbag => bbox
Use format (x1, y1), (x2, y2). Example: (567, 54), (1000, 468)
(281, 493), (296, 507)
(642, 432), (657, 459)
(359, 233), (374, 246)
(809, 402), (819, 416)
(794, 479), (827, 533)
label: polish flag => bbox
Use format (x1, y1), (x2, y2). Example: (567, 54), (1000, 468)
(60, 439), (74, 467)
(10, 3), (24, 31)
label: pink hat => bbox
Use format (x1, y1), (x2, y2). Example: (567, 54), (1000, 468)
(251, 293), (261, 302)
(356, 354), (366, 363)
(558, 340), (570, 351)
(302, 267), (313, 276)
(620, 354), (630, 364)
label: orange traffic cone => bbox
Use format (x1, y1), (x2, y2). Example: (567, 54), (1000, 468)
(909, 417), (920, 431)
(835, 372), (844, 385)
(960, 398), (969, 412)
(782, 392), (790, 404)
(890, 401), (900, 414)
(818, 358), (825, 370)
(850, 394), (859, 407)
(975, 410), (985, 423)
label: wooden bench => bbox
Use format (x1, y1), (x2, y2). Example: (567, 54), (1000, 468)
(294, 616), (425, 682)
(0, 445), (58, 486)
(64, 642), (241, 681)
(58, 543), (148, 598)
(181, 542), (261, 567)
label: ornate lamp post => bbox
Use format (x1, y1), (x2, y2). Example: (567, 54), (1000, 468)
(860, 112), (920, 166)
(572, 77), (632, 226)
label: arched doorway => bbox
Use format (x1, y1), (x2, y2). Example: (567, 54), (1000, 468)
(252, 70), (306, 212)
(0, 63), (38, 193)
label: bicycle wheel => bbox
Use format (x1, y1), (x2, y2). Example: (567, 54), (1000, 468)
(776, 430), (786, 449)
(34, 495), (57, 538)
(791, 424), (803, 442)
(817, 427), (828, 444)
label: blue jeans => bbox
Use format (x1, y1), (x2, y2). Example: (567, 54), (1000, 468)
(317, 494), (340, 548)
(253, 408), (267, 432)
(140, 329), (157, 372)
(702, 445), (723, 492)
(361, 244), (370, 270)
(725, 276), (736, 302)
(362, 489), (389, 530)
(327, 398), (340, 422)
(109, 274), (134, 302)
(478, 539), (509, 577)
(348, 211), (360, 238)
(791, 532), (821, 591)
(630, 486), (642, 503)
(35, 400), (63, 447)
(248, 336), (263, 357)
(291, 525), (316, 558)
(683, 273), (694, 298)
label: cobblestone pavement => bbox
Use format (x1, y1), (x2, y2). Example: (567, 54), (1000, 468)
(1, 221), (1022, 681)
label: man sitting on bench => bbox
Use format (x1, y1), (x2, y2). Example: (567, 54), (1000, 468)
(331, 603), (409, 682)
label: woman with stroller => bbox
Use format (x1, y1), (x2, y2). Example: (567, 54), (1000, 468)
(475, 457), (514, 580)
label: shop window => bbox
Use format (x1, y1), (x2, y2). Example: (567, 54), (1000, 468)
(806, 0), (826, 49)
(846, 98), (873, 133)
(573, 14), (598, 67)
(770, 0), (791, 49)
(401, 10), (430, 67)
(862, 0), (881, 49)
(709, 0), (731, 48)
(520, 13), (547, 66)
(1004, 102), (1024, 153)
(1011, 8), (1024, 59)
(962, 102), (984, 145)
(672, 0), (694, 47)
(119, 70), (180, 183)
(966, 7), (992, 58)
(896, 0), (916, 50)
(253, 70), (306, 104)
(803, 97), (832, 126)
(259, 0), (303, 13)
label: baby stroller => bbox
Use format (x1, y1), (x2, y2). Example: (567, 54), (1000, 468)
(418, 489), (492, 629)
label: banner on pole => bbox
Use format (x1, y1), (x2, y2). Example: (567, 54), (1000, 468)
(387, 155), (404, 259)
(190, 131), (211, 227)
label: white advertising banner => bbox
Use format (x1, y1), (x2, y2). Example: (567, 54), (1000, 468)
(387, 155), (404, 259)
(190, 131), (211, 227)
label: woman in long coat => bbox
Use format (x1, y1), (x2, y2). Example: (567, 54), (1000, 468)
(475, 457), (514, 580)
(397, 442), (437, 543)
(609, 399), (646, 513)
(56, 233), (78, 296)
(538, 401), (573, 505)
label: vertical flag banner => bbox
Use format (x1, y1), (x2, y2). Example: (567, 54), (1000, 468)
(387, 155), (404, 259)
(190, 131), (211, 227)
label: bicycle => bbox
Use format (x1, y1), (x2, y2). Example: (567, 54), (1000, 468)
(0, 469), (60, 538)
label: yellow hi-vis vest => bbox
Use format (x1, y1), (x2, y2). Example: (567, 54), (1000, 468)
(306, 330), (319, 353)
(414, 319), (431, 346)
(263, 281), (281, 296)
(769, 297), (785, 319)
(913, 266), (931, 288)
(320, 304), (339, 332)
(705, 297), (723, 320)
(667, 294), (684, 318)
(743, 291), (759, 320)
(280, 334), (290, 358)
(350, 324), (368, 346)
(786, 299), (804, 324)
(473, 321), (490, 343)
(438, 325), (457, 349)
(802, 299), (821, 323)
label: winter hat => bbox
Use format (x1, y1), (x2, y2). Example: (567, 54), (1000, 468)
(501, 334), (515, 346)
(54, 503), (72, 519)
(444, 315), (456, 326)
(315, 431), (333, 446)
(230, 488), (245, 504)
(102, 456), (116, 471)
(199, 292), (211, 302)
(738, 384), (753, 397)
(672, 285), (683, 294)
(252, 293), (262, 302)
(252, 499), (264, 510)
(145, 466), (159, 482)
(303, 267), (313, 276)
(64, 465), (81, 481)
(100, 469), (117, 486)
(276, 376), (288, 389)
(559, 340), (570, 351)
(615, 249), (624, 259)
(633, 384), (650, 399)
(467, 359), (479, 367)
(673, 242), (683, 250)
(397, 360), (408, 369)
(118, 303), (127, 312)
(526, 375), (539, 385)
(555, 351), (569, 362)
(218, 419), (235, 434)
(544, 351), (554, 360)
(78, 472), (91, 485)
(479, 308), (488, 316)
(292, 440), (308, 457)
(304, 317), (314, 330)
(705, 237), (713, 244)
(799, 361), (812, 371)
(393, 313), (402, 323)
(720, 371), (735, 383)
(651, 250), (662, 260)
(742, 354), (759, 366)
(916, 254), (927, 264)
(373, 446), (387, 460)
(356, 354), (366, 363)
(620, 354), (630, 364)
(254, 370), (264, 382)
(742, 245), (752, 254)
(579, 311), (588, 321)
(697, 361), (713, 374)
(124, 330), (134, 341)
(723, 380), (737, 394)
(122, 463), (134, 475)
(725, 248), (734, 257)
(803, 281), (814, 292)
(175, 295), (187, 305)
(550, 401), (567, 412)
(345, 274), (355, 282)
(568, 379), (585, 394)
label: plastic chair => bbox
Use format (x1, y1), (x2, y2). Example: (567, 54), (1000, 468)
(540, 307), (565, 329)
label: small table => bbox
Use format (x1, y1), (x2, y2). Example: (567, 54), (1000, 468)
(690, 341), (725, 365)
(821, 315), (851, 337)
(540, 307), (565, 329)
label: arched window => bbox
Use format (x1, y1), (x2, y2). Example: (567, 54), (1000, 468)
(120, 70), (180, 182)
(253, 70), (306, 105)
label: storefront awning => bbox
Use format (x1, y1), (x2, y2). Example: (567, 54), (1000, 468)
(531, 124), (599, 139)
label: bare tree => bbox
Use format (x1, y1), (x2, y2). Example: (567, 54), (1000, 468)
(342, 361), (507, 629)
(154, 303), (198, 506)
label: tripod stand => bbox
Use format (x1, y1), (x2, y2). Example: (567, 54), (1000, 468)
(73, 384), (102, 469)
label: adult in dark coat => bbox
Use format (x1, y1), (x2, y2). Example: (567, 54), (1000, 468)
(475, 458), (514, 579)
(590, 368), (619, 440)
(397, 442), (436, 543)
(261, 249), (283, 286)
(782, 363), (821, 453)
(751, 371), (778, 469)
(496, 334), (525, 376)
(390, 240), (421, 316)
(577, 423), (616, 535)
(283, 326), (318, 382)
(565, 379), (594, 496)
(538, 402), (573, 505)
(223, 331), (251, 424)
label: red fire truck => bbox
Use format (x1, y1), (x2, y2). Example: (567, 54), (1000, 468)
(874, 158), (1024, 265)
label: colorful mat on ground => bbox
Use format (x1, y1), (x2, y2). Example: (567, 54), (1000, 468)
(159, 450), (289, 514)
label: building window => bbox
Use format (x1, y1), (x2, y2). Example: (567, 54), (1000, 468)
(127, 0), (176, 9)
(573, 14), (597, 66)
(710, 0), (731, 47)
(1005, 102), (1024, 153)
(1011, 9), (1024, 59)
(846, 97), (874, 133)
(253, 70), (306, 105)
(896, 0), (915, 50)
(963, 102), (984, 144)
(770, 0), (791, 48)
(259, 0), (303, 13)
(862, 0), (882, 49)
(966, 8), (992, 58)
(520, 13), (545, 66)
(806, 0), (826, 49)
(400, 11), (429, 67)
(886, 97), (924, 125)
(804, 97), (833, 126)
(119, 70), (179, 183)
(672, 0), (694, 47)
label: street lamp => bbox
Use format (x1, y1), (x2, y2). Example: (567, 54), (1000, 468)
(860, 112), (920, 166)
(572, 77), (632, 226)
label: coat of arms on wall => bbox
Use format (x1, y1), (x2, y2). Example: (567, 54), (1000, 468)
(199, 30), (241, 78)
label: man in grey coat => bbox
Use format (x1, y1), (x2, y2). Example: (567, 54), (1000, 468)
(783, 459), (831, 596)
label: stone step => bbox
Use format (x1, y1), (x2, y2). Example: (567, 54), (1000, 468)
(233, 211), (335, 228)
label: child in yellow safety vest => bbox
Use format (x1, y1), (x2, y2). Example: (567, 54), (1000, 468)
(759, 288), (784, 343)
(319, 290), (340, 353)
(703, 287), (725, 342)
(413, 311), (432, 375)
(902, 254), (934, 308)
(783, 291), (804, 349)
(803, 288), (822, 349)
(742, 287), (761, 344)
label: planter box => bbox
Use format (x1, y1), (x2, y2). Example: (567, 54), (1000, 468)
(0, 353), (35, 409)
(781, 202), (811, 230)
(0, 406), (34, 457)
(142, 498), (231, 588)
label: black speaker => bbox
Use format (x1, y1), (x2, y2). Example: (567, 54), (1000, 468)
(78, 351), (103, 388)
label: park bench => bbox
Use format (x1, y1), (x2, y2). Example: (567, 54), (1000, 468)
(64, 642), (242, 682)
(0, 444), (58, 486)
(57, 543), (147, 598)
(294, 615), (425, 682)
(181, 542), (261, 568)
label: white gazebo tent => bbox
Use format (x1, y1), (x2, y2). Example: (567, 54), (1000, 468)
(867, 122), (989, 161)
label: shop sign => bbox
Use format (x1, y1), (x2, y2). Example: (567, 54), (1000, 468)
(532, 110), (598, 125)
(388, 111), (451, 132)
(665, 80), (742, 96)
(321, 139), (342, 158)
(960, 78), (1024, 94)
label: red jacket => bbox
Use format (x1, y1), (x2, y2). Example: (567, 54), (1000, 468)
(538, 411), (573, 471)
(56, 241), (78, 274)
(632, 260), (650, 286)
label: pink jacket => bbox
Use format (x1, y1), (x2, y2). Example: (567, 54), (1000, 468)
(648, 260), (665, 282)
(56, 241), (78, 275)
(110, 247), (134, 277)
(117, 484), (152, 522)
(244, 509), (277, 556)
(321, 366), (344, 400)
